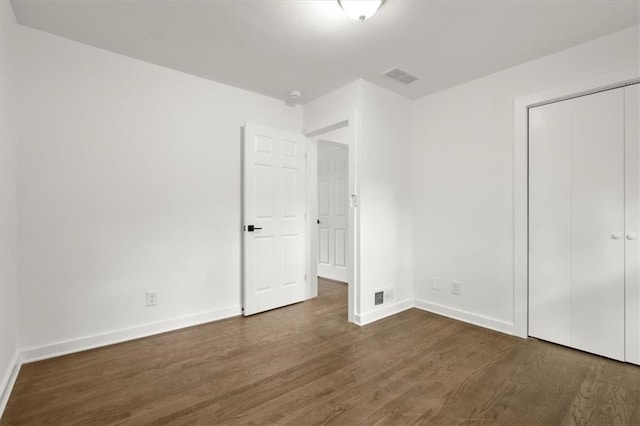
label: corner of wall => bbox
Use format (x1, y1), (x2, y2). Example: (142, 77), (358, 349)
(0, 1), (22, 419)
(355, 298), (414, 326)
(356, 79), (414, 322)
(0, 352), (21, 418)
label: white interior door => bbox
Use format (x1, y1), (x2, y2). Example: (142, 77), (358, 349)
(317, 142), (348, 282)
(529, 88), (625, 361)
(243, 123), (308, 316)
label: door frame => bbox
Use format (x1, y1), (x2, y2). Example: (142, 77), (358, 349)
(513, 67), (640, 339)
(305, 118), (358, 324)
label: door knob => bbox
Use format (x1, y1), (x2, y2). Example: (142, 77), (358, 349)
(611, 233), (623, 240)
(627, 233), (638, 240)
(247, 225), (262, 232)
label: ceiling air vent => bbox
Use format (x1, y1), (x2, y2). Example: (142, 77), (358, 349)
(381, 67), (419, 85)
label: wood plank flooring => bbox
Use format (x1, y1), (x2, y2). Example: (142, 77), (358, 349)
(3, 279), (640, 425)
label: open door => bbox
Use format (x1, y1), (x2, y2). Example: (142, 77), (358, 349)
(317, 141), (349, 282)
(243, 122), (309, 316)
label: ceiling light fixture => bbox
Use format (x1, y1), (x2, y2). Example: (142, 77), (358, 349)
(338, 0), (384, 22)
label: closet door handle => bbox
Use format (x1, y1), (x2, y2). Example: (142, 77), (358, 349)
(611, 233), (623, 240)
(627, 233), (637, 240)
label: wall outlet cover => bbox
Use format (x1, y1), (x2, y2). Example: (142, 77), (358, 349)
(374, 291), (384, 306)
(451, 281), (461, 296)
(146, 290), (158, 307)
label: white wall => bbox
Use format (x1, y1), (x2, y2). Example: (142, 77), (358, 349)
(358, 81), (413, 320)
(412, 26), (640, 333)
(17, 25), (302, 355)
(303, 80), (362, 136)
(304, 80), (414, 324)
(304, 80), (362, 317)
(0, 0), (21, 406)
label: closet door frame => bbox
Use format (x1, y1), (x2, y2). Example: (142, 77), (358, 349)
(513, 68), (640, 353)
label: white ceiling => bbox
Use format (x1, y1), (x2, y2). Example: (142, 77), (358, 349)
(10, 0), (639, 104)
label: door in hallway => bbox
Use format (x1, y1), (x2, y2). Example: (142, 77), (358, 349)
(318, 141), (348, 282)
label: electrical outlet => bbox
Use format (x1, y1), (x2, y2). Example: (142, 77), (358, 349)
(451, 281), (461, 296)
(432, 277), (440, 291)
(146, 291), (158, 307)
(374, 291), (384, 306)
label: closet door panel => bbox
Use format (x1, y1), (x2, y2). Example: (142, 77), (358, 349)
(529, 101), (572, 346)
(569, 89), (624, 361)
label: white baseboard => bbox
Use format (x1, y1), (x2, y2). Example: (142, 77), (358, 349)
(0, 306), (240, 419)
(20, 305), (241, 363)
(414, 299), (515, 335)
(355, 298), (413, 326)
(0, 351), (21, 418)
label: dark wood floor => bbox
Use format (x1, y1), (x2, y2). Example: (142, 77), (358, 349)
(3, 279), (640, 425)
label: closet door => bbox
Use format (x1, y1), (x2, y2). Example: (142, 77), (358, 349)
(529, 87), (625, 361)
(625, 84), (640, 364)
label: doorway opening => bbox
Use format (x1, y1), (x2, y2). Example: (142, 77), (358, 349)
(305, 119), (356, 323)
(316, 136), (349, 313)
(317, 134), (349, 283)
(241, 119), (357, 322)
